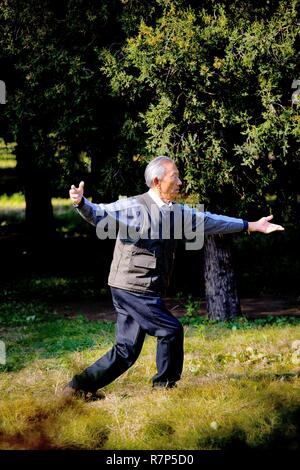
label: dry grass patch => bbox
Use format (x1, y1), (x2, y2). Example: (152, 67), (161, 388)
(1, 318), (300, 449)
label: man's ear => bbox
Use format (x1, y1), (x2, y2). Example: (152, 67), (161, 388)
(153, 176), (160, 187)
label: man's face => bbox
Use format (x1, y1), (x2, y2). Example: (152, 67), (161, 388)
(158, 162), (182, 202)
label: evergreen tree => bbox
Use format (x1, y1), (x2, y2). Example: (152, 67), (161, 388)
(102, 0), (300, 318)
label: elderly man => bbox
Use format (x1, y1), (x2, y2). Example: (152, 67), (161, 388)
(63, 156), (283, 397)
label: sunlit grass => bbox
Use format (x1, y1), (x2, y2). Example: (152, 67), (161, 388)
(0, 159), (16, 169)
(0, 139), (17, 168)
(0, 192), (25, 208)
(0, 193), (78, 228)
(0, 193), (93, 235)
(0, 312), (300, 450)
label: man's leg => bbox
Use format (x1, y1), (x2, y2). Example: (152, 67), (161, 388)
(68, 304), (145, 393)
(152, 326), (184, 388)
(110, 288), (184, 388)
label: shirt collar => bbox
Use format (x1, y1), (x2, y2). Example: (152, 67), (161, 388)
(148, 188), (172, 208)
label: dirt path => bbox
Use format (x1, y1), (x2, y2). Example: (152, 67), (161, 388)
(51, 295), (300, 321)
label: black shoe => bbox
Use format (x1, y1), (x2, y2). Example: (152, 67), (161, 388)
(60, 385), (86, 399)
(152, 381), (177, 389)
(60, 385), (105, 401)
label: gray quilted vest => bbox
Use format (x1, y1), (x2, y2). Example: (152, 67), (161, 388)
(108, 192), (177, 295)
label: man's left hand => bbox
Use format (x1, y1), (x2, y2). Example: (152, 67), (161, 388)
(248, 215), (284, 234)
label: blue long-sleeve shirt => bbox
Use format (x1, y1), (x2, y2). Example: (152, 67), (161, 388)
(74, 192), (247, 250)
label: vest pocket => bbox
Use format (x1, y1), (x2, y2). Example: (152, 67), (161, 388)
(127, 249), (157, 287)
(133, 254), (156, 269)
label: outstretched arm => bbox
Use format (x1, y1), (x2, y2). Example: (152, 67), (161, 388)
(187, 207), (284, 238)
(69, 181), (145, 233)
(69, 181), (101, 226)
(69, 181), (84, 205)
(248, 215), (284, 234)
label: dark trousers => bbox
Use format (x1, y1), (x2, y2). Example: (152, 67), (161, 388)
(69, 287), (184, 392)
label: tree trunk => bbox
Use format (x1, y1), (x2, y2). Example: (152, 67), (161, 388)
(23, 171), (55, 241)
(16, 136), (55, 243)
(204, 234), (241, 320)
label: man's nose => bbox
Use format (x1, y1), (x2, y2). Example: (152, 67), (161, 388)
(177, 178), (182, 185)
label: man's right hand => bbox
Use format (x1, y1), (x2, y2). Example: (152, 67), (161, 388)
(69, 181), (84, 205)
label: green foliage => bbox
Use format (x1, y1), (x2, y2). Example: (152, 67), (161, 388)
(175, 292), (202, 318)
(0, 275), (104, 305)
(1, 1), (299, 219)
(0, 0), (126, 199)
(180, 311), (300, 329)
(102, 0), (300, 216)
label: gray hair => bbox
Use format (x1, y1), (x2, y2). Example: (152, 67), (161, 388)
(144, 156), (175, 188)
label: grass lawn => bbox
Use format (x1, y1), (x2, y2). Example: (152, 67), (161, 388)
(1, 307), (300, 450)
(0, 192), (92, 236)
(0, 191), (300, 450)
(0, 139), (16, 169)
